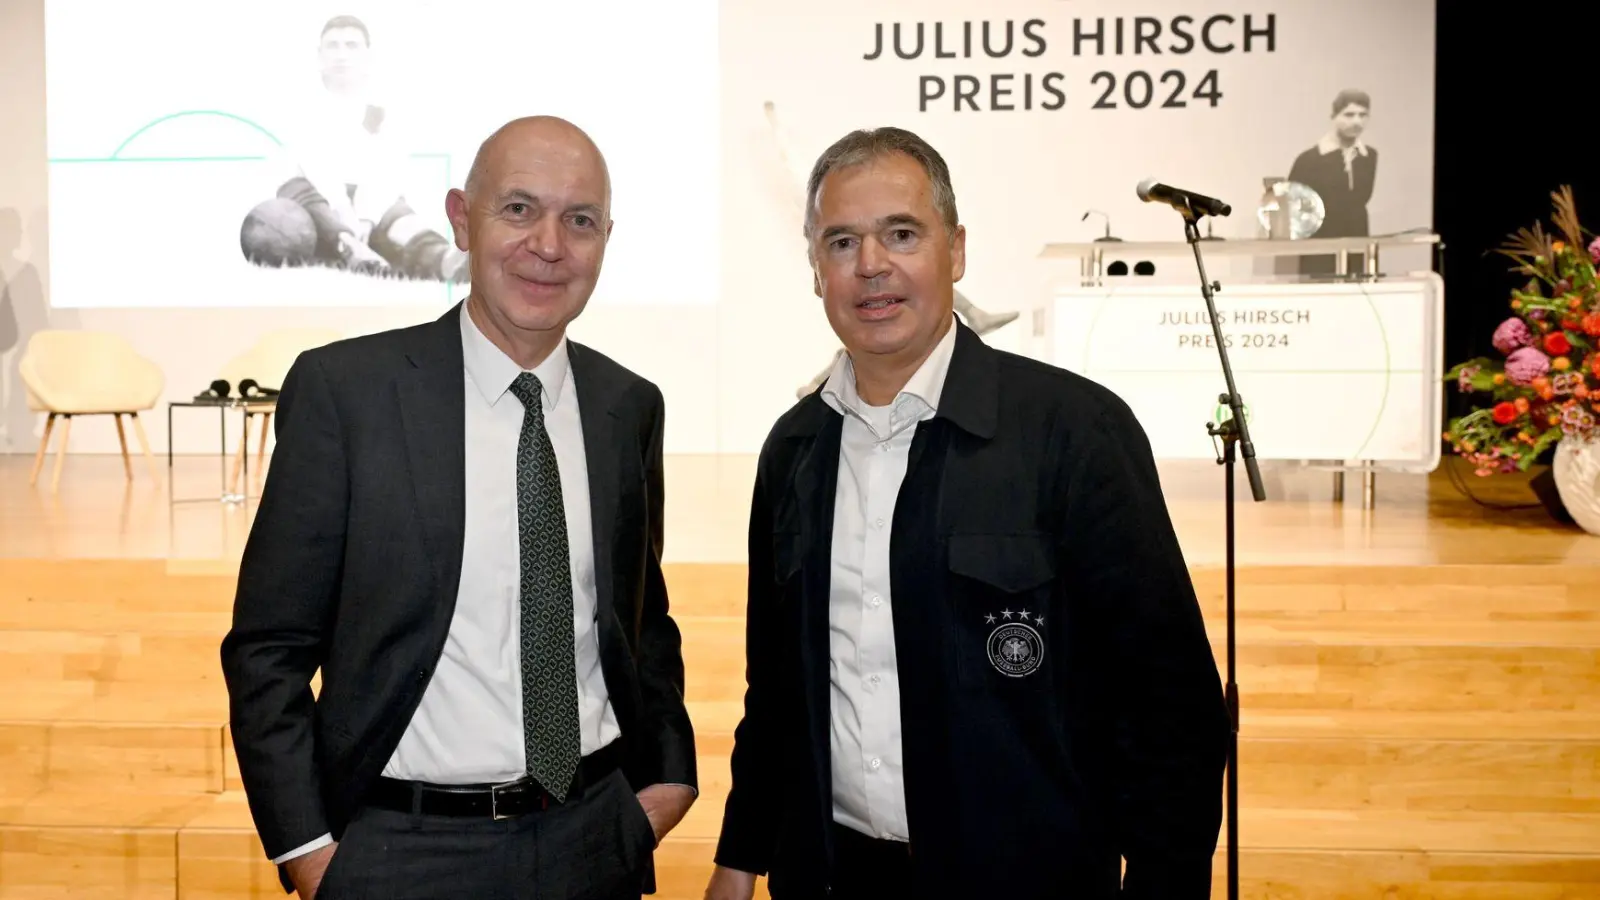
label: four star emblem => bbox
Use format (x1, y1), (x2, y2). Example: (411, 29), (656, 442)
(988, 609), (1045, 626)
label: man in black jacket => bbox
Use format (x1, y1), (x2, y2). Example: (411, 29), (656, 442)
(703, 126), (1228, 900)
(222, 115), (696, 899)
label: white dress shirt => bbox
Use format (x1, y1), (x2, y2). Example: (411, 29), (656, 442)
(820, 316), (957, 844)
(273, 304), (619, 864)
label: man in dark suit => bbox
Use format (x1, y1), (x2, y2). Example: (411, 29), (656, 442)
(703, 127), (1228, 900)
(222, 115), (696, 900)
(1289, 88), (1379, 275)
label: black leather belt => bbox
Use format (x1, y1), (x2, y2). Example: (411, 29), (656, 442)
(367, 742), (623, 819)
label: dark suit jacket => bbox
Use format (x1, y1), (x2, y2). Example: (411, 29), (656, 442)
(713, 322), (1228, 899)
(220, 303), (696, 892)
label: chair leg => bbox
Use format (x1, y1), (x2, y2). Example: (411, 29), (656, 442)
(114, 413), (133, 480)
(50, 416), (73, 492)
(29, 413), (57, 486)
(131, 413), (158, 483)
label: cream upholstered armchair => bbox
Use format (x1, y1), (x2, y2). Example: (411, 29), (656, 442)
(218, 328), (341, 494)
(19, 330), (164, 491)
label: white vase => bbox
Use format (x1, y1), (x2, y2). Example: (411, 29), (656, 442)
(1553, 434), (1600, 535)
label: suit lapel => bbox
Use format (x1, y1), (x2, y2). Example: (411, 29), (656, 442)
(397, 308), (468, 604)
(569, 343), (622, 642)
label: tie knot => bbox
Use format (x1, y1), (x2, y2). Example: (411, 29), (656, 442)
(508, 372), (543, 409)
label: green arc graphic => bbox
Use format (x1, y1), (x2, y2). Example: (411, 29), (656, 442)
(111, 109), (284, 159)
(1349, 283), (1392, 459)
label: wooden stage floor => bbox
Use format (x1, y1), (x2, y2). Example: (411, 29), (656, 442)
(1, 453), (1598, 898)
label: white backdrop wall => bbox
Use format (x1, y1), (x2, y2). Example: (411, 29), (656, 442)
(1, 0), (1434, 459)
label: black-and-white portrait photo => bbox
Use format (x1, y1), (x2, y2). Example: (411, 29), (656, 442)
(238, 15), (468, 284)
(1289, 88), (1378, 274)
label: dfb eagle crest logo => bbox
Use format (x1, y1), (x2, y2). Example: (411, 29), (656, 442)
(982, 608), (1045, 678)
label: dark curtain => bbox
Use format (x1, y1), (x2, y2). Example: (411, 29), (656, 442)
(1435, 3), (1600, 422)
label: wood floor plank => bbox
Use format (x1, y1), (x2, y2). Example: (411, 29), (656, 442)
(0, 722), (226, 795)
(0, 825), (177, 899)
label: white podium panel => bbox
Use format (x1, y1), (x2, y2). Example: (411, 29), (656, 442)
(1041, 276), (1444, 471)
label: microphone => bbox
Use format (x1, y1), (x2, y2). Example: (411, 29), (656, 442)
(1137, 178), (1232, 218)
(1081, 209), (1122, 242)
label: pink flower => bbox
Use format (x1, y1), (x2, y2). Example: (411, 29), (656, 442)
(1590, 235), (1600, 264)
(1505, 347), (1551, 385)
(1553, 372), (1584, 396)
(1493, 317), (1535, 354)
(1561, 404), (1595, 436)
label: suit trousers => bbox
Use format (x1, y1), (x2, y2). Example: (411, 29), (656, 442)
(315, 768), (657, 900)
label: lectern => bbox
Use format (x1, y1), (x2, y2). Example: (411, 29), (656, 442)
(1029, 233), (1444, 509)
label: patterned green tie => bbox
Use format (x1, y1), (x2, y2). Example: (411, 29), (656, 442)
(506, 372), (581, 802)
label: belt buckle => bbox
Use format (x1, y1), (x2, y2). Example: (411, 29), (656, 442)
(490, 779), (520, 821)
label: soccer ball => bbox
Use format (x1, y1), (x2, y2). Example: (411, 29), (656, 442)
(240, 198), (317, 267)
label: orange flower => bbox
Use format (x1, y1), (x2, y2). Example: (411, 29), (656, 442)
(1554, 240), (1567, 253)
(1515, 397), (1530, 413)
(1571, 296), (1585, 311)
(1554, 356), (1572, 371)
(1583, 312), (1600, 336)
(1494, 373), (1506, 385)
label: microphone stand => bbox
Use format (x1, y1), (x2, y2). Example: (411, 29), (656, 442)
(1179, 198), (1265, 900)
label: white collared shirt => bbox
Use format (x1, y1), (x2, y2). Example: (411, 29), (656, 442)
(384, 303), (620, 780)
(820, 315), (958, 843)
(272, 305), (620, 864)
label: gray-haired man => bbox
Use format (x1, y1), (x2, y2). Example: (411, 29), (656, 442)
(704, 125), (1228, 900)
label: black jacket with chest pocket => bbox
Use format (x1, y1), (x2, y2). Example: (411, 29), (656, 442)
(714, 321), (1229, 899)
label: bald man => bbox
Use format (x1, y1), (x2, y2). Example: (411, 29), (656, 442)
(223, 116), (697, 900)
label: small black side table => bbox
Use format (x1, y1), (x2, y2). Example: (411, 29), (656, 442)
(166, 399), (249, 504)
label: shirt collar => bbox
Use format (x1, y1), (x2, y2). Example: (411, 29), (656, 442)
(820, 313), (958, 439)
(1317, 132), (1367, 157)
(459, 301), (570, 411)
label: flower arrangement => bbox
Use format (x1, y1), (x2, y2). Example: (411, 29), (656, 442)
(1444, 186), (1600, 476)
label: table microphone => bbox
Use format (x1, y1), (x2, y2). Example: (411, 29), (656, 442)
(1137, 177), (1232, 218)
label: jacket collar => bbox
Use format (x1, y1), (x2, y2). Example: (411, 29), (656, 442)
(788, 318), (998, 441)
